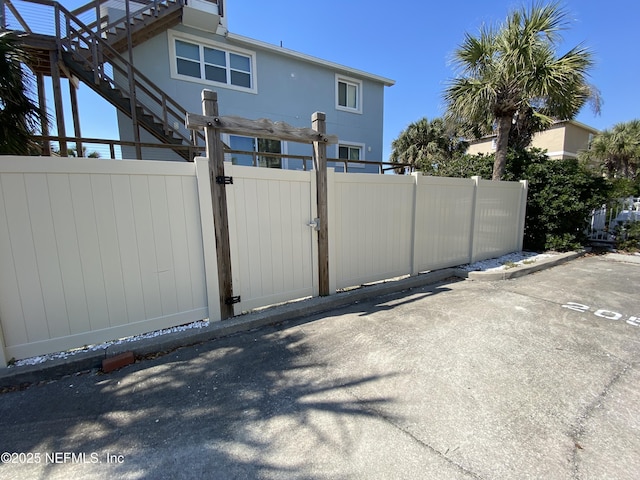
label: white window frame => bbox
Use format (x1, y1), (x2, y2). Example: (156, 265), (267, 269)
(336, 141), (365, 170)
(335, 74), (363, 114)
(169, 31), (257, 94)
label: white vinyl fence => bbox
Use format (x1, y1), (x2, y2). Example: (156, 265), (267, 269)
(331, 172), (415, 289)
(331, 173), (527, 289)
(0, 156), (527, 364)
(0, 157), (220, 364)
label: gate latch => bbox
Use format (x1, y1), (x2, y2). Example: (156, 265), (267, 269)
(307, 218), (320, 231)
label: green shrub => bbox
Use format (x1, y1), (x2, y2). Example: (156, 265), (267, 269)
(431, 153), (493, 179)
(504, 149), (610, 251)
(608, 177), (640, 199)
(615, 221), (640, 252)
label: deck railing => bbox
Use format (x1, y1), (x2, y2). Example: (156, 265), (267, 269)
(31, 135), (414, 173)
(588, 196), (640, 244)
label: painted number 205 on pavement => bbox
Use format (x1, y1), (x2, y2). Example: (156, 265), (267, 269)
(562, 302), (640, 327)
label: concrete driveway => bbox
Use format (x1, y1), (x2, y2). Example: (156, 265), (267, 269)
(0, 254), (639, 479)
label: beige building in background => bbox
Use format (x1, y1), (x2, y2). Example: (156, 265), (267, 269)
(467, 120), (599, 159)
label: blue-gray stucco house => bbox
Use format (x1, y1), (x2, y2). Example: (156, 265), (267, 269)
(113, 0), (395, 172)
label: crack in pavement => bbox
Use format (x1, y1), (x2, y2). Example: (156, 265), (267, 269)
(345, 388), (486, 480)
(495, 286), (580, 310)
(569, 361), (636, 480)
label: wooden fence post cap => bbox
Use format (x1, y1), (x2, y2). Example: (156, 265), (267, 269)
(312, 112), (326, 122)
(202, 89), (217, 101)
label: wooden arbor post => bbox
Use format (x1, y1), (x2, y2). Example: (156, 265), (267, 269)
(201, 90), (235, 319)
(186, 92), (337, 317)
(312, 112), (330, 296)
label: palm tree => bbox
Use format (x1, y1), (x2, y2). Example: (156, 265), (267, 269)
(580, 120), (640, 179)
(0, 31), (40, 154)
(389, 117), (468, 174)
(444, 1), (600, 180)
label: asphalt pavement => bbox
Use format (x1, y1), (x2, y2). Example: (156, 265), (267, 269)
(0, 253), (639, 479)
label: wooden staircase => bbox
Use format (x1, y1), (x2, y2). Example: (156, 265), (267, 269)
(2, 0), (203, 160)
(60, 49), (184, 147)
(99, 1), (184, 53)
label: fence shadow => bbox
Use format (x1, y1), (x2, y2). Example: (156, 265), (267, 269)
(322, 279), (457, 319)
(357, 282), (455, 317)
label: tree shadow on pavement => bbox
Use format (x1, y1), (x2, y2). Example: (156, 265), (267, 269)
(0, 320), (404, 479)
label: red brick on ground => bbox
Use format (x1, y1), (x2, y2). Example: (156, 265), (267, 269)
(102, 351), (135, 373)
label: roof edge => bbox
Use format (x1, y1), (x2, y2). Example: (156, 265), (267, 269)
(467, 119), (600, 143)
(226, 32), (395, 87)
(559, 119), (600, 134)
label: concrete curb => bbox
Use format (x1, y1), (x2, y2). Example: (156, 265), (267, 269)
(605, 252), (640, 264)
(454, 250), (586, 281)
(0, 251), (585, 388)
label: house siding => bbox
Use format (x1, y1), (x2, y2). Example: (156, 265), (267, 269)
(467, 139), (494, 156)
(531, 124), (566, 157)
(466, 121), (598, 160)
(117, 24), (387, 172)
(562, 122), (594, 158)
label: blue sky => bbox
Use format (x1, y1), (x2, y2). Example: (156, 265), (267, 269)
(48, 0), (640, 160)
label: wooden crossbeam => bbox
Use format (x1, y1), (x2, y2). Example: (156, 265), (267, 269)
(185, 113), (338, 145)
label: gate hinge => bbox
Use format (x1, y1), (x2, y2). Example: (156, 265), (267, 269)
(225, 295), (241, 305)
(216, 176), (233, 185)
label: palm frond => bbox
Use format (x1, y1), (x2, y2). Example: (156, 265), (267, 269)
(0, 31), (41, 154)
(443, 1), (598, 179)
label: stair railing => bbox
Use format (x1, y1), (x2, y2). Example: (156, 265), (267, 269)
(69, 1), (179, 49)
(61, 0), (197, 148)
(2, 0), (205, 159)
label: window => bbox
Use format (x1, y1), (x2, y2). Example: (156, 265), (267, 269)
(335, 75), (362, 113)
(172, 35), (255, 92)
(175, 40), (201, 78)
(227, 135), (283, 168)
(337, 143), (364, 170)
(338, 81), (357, 109)
(339, 145), (361, 161)
(227, 135), (255, 166)
(257, 138), (282, 168)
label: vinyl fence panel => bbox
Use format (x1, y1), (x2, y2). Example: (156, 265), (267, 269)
(332, 173), (415, 289)
(0, 157), (216, 362)
(413, 175), (476, 272)
(472, 179), (527, 262)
